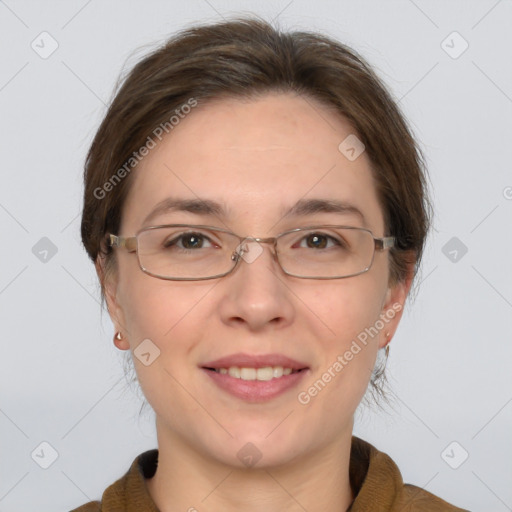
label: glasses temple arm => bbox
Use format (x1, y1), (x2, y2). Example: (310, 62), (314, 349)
(375, 236), (395, 251)
(109, 234), (137, 252)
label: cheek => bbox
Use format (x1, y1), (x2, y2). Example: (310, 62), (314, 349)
(116, 252), (212, 341)
(116, 275), (212, 418)
(116, 271), (219, 401)
(310, 274), (386, 342)
(304, 277), (385, 402)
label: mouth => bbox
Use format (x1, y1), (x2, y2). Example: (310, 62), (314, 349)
(200, 352), (310, 402)
(201, 363), (309, 402)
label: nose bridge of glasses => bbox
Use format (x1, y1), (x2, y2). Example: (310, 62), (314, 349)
(238, 236), (277, 252)
(249, 236), (277, 246)
(231, 235), (278, 264)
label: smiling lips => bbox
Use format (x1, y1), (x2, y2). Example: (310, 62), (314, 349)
(201, 352), (309, 379)
(201, 352), (310, 401)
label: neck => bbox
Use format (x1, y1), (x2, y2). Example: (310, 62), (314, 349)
(146, 420), (355, 512)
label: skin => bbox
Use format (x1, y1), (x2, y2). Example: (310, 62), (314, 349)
(98, 92), (413, 512)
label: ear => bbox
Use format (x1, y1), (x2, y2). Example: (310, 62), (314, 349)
(95, 254), (130, 350)
(378, 263), (414, 350)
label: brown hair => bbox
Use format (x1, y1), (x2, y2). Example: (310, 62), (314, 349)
(81, 17), (431, 408)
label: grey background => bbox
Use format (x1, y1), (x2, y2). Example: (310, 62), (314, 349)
(1, 1), (511, 511)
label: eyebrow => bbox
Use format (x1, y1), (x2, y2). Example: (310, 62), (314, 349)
(142, 197), (367, 227)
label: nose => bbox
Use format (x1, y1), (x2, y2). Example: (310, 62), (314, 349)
(218, 239), (295, 332)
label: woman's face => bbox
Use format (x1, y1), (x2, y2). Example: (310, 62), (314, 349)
(102, 93), (410, 468)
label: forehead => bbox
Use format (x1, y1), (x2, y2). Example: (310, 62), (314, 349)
(121, 93), (385, 234)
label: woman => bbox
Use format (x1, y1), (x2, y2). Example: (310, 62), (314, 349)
(74, 17), (467, 511)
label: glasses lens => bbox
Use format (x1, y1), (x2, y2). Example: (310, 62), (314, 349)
(137, 226), (238, 279)
(277, 227), (375, 278)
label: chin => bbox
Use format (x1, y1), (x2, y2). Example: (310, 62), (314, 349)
(207, 430), (307, 470)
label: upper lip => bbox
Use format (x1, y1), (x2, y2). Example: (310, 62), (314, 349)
(201, 352), (309, 370)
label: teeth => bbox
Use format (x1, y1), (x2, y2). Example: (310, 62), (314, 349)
(215, 366), (298, 381)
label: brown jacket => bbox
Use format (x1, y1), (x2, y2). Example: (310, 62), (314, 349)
(71, 436), (469, 511)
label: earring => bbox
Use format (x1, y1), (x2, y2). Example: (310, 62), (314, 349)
(113, 331), (129, 351)
(385, 332), (391, 359)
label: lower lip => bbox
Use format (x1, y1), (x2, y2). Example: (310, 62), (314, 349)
(201, 368), (309, 402)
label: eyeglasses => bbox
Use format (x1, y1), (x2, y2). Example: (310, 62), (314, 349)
(108, 224), (395, 281)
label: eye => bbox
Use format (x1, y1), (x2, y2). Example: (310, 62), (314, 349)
(164, 232), (215, 250)
(297, 233), (340, 249)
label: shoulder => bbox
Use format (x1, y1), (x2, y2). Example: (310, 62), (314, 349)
(349, 436), (469, 511)
(69, 449), (159, 511)
(399, 483), (471, 511)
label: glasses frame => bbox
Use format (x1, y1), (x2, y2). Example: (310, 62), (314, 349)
(108, 224), (395, 281)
